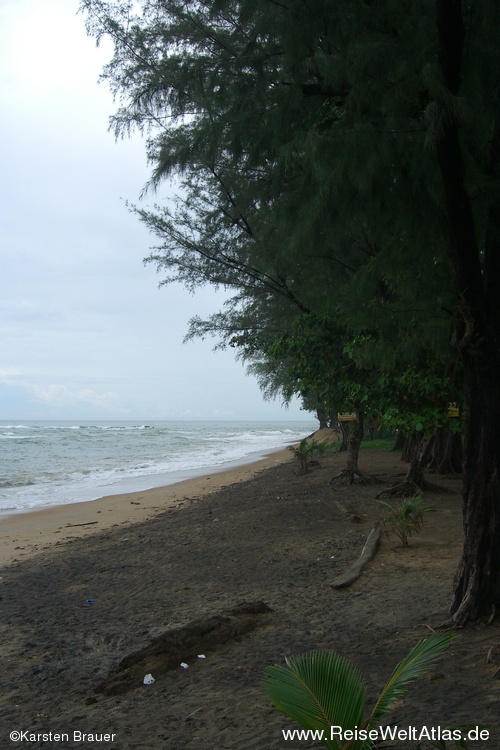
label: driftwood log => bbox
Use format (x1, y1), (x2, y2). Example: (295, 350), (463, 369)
(95, 600), (272, 695)
(330, 527), (381, 589)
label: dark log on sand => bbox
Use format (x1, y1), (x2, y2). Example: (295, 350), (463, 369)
(330, 528), (381, 589)
(95, 600), (272, 696)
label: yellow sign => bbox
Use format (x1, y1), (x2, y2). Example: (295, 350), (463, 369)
(338, 413), (356, 422)
(448, 403), (459, 417)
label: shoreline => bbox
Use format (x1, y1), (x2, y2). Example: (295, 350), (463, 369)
(0, 446), (293, 568)
(1, 448), (497, 747)
(0, 420), (315, 515)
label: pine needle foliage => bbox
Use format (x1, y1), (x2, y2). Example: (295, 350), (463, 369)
(79, 0), (498, 349)
(80, 0), (500, 619)
(78, 0), (482, 420)
(80, 0), (457, 351)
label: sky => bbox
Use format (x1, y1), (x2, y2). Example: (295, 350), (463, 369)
(0, 0), (308, 422)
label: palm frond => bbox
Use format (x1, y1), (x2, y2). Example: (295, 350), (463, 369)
(263, 650), (366, 750)
(368, 631), (457, 724)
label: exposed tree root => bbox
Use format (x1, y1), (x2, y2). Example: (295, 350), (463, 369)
(446, 594), (498, 629)
(330, 527), (381, 589)
(375, 478), (447, 499)
(329, 468), (381, 486)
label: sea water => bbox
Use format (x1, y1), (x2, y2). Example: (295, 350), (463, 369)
(0, 420), (315, 515)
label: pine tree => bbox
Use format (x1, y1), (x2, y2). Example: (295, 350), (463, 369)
(431, 0), (500, 624)
(80, 0), (500, 623)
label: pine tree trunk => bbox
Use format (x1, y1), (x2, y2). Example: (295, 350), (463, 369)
(316, 408), (328, 430)
(435, 0), (500, 622)
(404, 435), (434, 487)
(376, 434), (438, 499)
(330, 408), (377, 485)
(392, 430), (406, 452)
(338, 421), (349, 452)
(449, 373), (500, 623)
(345, 409), (364, 478)
(401, 431), (419, 463)
(428, 427), (463, 474)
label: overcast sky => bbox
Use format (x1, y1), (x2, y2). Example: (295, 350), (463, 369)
(0, 0), (307, 422)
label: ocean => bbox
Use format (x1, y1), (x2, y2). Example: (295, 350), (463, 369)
(0, 420), (316, 515)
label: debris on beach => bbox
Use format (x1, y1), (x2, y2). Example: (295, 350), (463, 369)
(94, 600), (272, 695)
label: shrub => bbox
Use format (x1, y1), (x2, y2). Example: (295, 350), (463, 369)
(377, 496), (434, 546)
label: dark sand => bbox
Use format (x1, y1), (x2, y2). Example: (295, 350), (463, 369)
(0, 448), (498, 749)
(0, 448), (292, 568)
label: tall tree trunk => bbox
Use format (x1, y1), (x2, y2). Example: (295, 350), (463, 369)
(316, 407), (328, 430)
(337, 420), (349, 452)
(392, 430), (406, 452)
(345, 408), (364, 478)
(330, 407), (377, 484)
(435, 0), (500, 623)
(450, 373), (500, 623)
(405, 435), (434, 487)
(428, 427), (463, 474)
(401, 431), (419, 463)
(376, 434), (439, 499)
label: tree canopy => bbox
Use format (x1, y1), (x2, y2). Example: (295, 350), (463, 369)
(81, 0), (500, 624)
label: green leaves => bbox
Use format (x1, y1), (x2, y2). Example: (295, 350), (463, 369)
(263, 651), (366, 750)
(263, 633), (457, 750)
(289, 437), (331, 474)
(369, 632), (457, 725)
(377, 496), (435, 546)
(377, 365), (464, 438)
(82, 0), (464, 445)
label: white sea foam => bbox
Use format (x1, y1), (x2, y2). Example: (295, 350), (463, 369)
(0, 420), (315, 514)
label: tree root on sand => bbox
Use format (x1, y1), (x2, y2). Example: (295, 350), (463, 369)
(375, 479), (447, 499)
(329, 468), (381, 486)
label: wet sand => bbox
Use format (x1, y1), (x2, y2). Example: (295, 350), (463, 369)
(0, 448), (291, 567)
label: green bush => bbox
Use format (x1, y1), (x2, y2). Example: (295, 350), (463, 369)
(289, 438), (331, 474)
(377, 496), (434, 546)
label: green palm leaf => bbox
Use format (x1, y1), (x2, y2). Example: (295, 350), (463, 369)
(368, 631), (457, 725)
(263, 650), (367, 750)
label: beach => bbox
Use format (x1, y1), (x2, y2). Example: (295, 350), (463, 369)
(0, 447), (498, 749)
(0, 447), (292, 568)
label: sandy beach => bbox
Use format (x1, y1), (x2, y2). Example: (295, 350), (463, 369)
(0, 448), (291, 568)
(0, 447), (499, 749)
